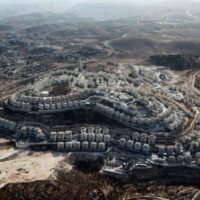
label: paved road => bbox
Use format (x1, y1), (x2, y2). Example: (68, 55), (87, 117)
(186, 9), (199, 21)
(191, 71), (200, 96)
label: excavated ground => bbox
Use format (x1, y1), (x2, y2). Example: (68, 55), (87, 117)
(0, 138), (200, 200)
(0, 168), (200, 200)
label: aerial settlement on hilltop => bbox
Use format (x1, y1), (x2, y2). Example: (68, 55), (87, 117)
(0, 63), (200, 182)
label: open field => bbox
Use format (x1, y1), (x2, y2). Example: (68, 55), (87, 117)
(0, 146), (70, 189)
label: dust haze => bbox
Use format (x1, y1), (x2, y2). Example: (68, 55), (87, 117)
(0, 0), (200, 200)
(0, 0), (200, 20)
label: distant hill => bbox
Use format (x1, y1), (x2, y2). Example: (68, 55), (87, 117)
(150, 54), (200, 70)
(1, 0), (200, 21)
(0, 0), (83, 20)
(71, 2), (143, 20)
(70, 0), (200, 21)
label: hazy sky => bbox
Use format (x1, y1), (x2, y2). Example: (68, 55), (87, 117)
(0, 0), (199, 5)
(0, 0), (73, 4)
(0, 0), (162, 5)
(0, 0), (67, 4)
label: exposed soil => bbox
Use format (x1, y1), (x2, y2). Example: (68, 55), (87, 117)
(0, 168), (200, 200)
(110, 37), (200, 60)
(0, 149), (69, 189)
(49, 83), (72, 96)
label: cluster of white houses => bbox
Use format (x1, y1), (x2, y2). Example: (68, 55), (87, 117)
(154, 141), (200, 166)
(170, 85), (187, 94)
(50, 131), (73, 142)
(6, 92), (184, 133)
(2, 120), (200, 167)
(14, 125), (111, 152)
(34, 70), (115, 93)
(95, 101), (183, 132)
(57, 141), (106, 151)
(79, 127), (110, 143)
(0, 117), (16, 131)
(54, 126), (110, 151)
(153, 152), (197, 166)
(18, 126), (46, 141)
(8, 94), (89, 112)
(184, 95), (200, 107)
(169, 85), (200, 107)
(2, 64), (200, 181)
(49, 127), (110, 143)
(119, 139), (151, 155)
(118, 133), (157, 154)
(5, 68), (188, 134)
(13, 124), (200, 166)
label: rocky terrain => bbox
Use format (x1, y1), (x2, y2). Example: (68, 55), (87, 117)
(150, 54), (200, 70)
(0, 0), (200, 199)
(1, 168), (200, 200)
